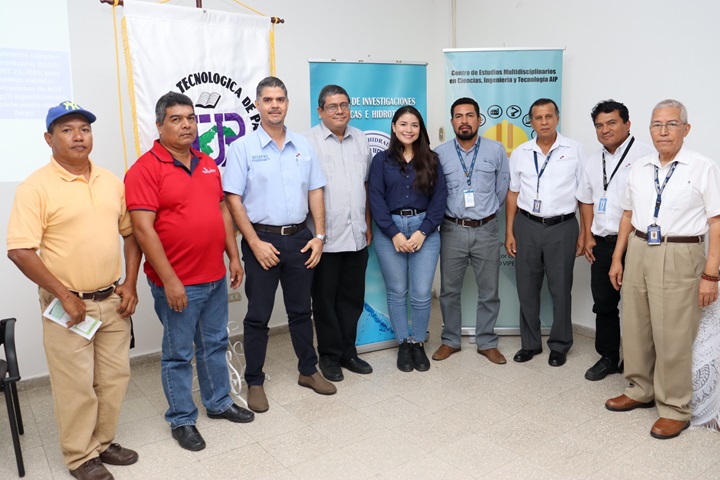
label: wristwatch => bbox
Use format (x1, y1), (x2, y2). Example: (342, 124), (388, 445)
(315, 234), (328, 244)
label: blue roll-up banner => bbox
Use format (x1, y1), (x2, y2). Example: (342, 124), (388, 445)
(309, 60), (427, 351)
(443, 48), (564, 334)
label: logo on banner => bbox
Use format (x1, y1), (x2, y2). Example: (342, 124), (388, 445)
(175, 71), (262, 167)
(365, 130), (391, 156)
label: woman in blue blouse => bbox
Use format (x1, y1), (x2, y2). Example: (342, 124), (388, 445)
(368, 106), (447, 372)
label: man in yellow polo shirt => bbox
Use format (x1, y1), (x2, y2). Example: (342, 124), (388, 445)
(7, 101), (142, 480)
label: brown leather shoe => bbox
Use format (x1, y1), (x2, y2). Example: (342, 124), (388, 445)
(247, 385), (269, 413)
(298, 372), (337, 395)
(478, 347), (507, 365)
(651, 417), (690, 439)
(431, 344), (461, 361)
(99, 443), (138, 465)
(70, 457), (113, 480)
(605, 394), (655, 412)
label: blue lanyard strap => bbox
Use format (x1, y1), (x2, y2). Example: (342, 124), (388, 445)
(455, 138), (480, 187)
(653, 161), (678, 221)
(533, 150), (553, 197)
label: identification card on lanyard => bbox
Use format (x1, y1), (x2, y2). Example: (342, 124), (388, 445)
(599, 137), (635, 216)
(533, 150), (553, 214)
(647, 160), (678, 246)
(455, 139), (480, 209)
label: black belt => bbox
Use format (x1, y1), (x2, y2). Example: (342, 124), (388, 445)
(519, 209), (575, 226)
(391, 208), (426, 216)
(444, 213), (496, 227)
(635, 230), (703, 244)
(253, 221), (307, 236)
(69, 281), (118, 302)
(594, 234), (618, 243)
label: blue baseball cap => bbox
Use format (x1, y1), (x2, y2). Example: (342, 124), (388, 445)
(46, 101), (97, 131)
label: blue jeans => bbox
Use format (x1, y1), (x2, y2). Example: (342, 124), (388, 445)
(373, 213), (440, 343)
(150, 277), (233, 429)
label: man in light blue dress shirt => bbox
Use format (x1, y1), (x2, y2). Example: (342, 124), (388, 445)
(432, 97), (510, 364)
(224, 76), (336, 414)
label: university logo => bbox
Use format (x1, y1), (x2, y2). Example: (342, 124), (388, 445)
(365, 130), (391, 156)
(174, 71), (261, 167)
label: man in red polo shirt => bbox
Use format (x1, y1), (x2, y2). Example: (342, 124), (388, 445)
(124, 92), (253, 452)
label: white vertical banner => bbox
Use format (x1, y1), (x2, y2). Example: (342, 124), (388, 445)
(123, 0), (270, 166)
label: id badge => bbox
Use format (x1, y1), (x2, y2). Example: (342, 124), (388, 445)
(532, 199), (542, 214)
(647, 224), (661, 245)
(598, 197), (607, 214)
(463, 189), (475, 208)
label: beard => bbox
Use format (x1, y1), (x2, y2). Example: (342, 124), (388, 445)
(456, 128), (477, 141)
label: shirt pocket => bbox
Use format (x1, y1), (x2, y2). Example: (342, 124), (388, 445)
(472, 160), (496, 194)
(444, 166), (462, 193)
(665, 181), (694, 211)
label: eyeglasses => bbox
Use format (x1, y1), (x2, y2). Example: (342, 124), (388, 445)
(324, 103), (350, 113)
(650, 121), (685, 132)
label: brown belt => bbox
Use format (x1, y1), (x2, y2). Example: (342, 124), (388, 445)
(519, 209), (575, 226)
(69, 281), (119, 302)
(444, 213), (496, 227)
(634, 230), (703, 244)
(253, 221), (307, 236)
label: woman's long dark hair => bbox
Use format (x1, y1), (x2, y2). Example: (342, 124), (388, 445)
(387, 106), (438, 196)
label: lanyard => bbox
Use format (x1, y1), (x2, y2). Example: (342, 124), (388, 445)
(652, 161), (678, 221)
(454, 138), (480, 187)
(602, 136), (635, 192)
(533, 150), (553, 197)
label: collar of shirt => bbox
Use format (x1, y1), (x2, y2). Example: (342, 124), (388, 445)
(50, 155), (99, 183)
(149, 139), (202, 164)
(318, 121), (352, 142)
(257, 124), (294, 150)
(455, 135), (481, 153)
(523, 131), (571, 154)
(639, 144), (691, 169)
(602, 134), (633, 158)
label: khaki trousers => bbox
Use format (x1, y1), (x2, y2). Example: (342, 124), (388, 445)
(622, 234), (704, 420)
(40, 288), (131, 470)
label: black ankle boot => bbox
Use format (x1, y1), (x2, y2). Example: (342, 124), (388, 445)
(412, 342), (430, 371)
(397, 340), (414, 372)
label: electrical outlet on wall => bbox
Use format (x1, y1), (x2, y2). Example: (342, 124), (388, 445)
(228, 292), (242, 303)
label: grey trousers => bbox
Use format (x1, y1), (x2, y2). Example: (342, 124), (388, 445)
(439, 218), (501, 349)
(513, 212), (577, 353)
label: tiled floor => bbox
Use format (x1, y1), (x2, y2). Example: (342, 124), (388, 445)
(3, 299), (720, 479)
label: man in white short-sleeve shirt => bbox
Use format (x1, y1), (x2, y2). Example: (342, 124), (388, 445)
(576, 100), (654, 382)
(605, 99), (720, 440)
(505, 98), (586, 368)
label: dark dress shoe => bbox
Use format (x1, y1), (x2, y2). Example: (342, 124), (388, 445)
(548, 351), (566, 367)
(397, 340), (414, 372)
(99, 443), (138, 465)
(513, 348), (542, 363)
(171, 425), (206, 451)
(319, 356), (344, 382)
(341, 356), (373, 374)
(411, 342), (430, 372)
(70, 457), (113, 480)
(208, 403), (255, 423)
(585, 357), (621, 381)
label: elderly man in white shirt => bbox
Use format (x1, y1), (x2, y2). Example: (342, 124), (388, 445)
(605, 99), (720, 440)
(505, 98), (586, 368)
(576, 100), (654, 382)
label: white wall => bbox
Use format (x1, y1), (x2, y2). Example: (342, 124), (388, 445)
(1, 0), (452, 379)
(4, 0), (717, 378)
(455, 0), (720, 330)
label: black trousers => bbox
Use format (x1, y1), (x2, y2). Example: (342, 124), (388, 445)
(241, 228), (318, 386)
(590, 236), (623, 361)
(311, 248), (369, 363)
